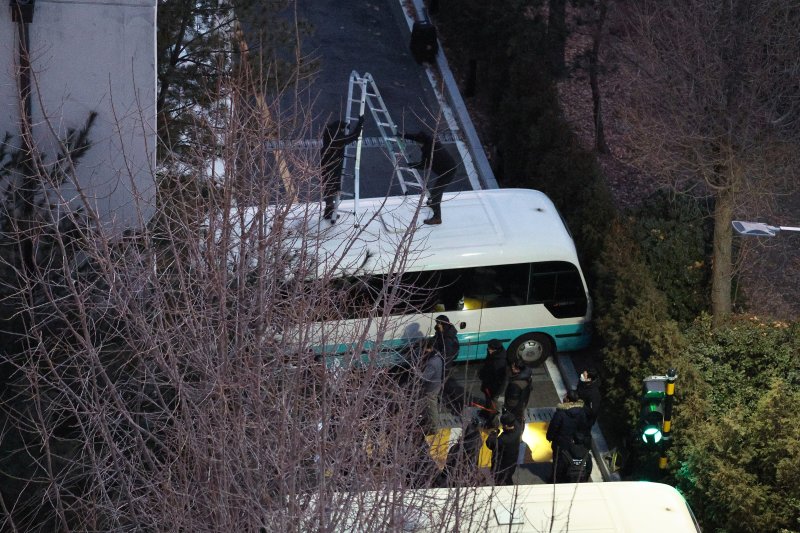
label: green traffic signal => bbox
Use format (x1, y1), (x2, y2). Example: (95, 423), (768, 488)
(641, 420), (663, 444)
(639, 380), (666, 445)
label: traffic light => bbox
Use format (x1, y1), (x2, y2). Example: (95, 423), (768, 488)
(639, 378), (666, 445)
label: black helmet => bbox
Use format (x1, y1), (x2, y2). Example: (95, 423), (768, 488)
(487, 339), (503, 351)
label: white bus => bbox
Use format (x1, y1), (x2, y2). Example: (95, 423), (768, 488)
(309, 188), (592, 365)
(316, 481), (702, 532)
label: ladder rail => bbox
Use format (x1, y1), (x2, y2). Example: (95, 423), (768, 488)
(341, 70), (426, 221)
(360, 73), (425, 194)
(344, 71), (369, 219)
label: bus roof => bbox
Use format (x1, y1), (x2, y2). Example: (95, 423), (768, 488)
(319, 482), (701, 532)
(311, 188), (582, 276)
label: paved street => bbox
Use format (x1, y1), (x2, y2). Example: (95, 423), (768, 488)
(293, 0), (473, 199)
(240, 0), (473, 201)
(425, 358), (601, 484)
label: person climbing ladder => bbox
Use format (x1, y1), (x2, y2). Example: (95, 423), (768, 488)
(320, 115), (364, 222)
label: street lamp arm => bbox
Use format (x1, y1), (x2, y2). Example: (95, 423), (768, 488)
(732, 220), (800, 237)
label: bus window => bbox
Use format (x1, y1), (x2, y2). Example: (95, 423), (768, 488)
(530, 261), (588, 318)
(473, 263), (530, 308)
(436, 269), (468, 312)
(385, 271), (442, 315)
(330, 275), (384, 319)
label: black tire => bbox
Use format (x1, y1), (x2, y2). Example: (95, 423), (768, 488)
(507, 332), (553, 367)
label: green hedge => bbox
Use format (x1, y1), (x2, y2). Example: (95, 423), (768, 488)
(628, 191), (712, 324)
(674, 315), (800, 533)
(592, 220), (701, 437)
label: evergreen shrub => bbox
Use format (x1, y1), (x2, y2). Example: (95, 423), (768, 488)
(628, 191), (712, 323)
(592, 220), (689, 438)
(675, 316), (800, 533)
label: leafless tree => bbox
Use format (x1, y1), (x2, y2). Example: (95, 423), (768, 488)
(618, 0), (800, 325)
(0, 42), (505, 533)
(587, 0), (610, 154)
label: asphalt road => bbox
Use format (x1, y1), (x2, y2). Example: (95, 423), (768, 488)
(429, 359), (566, 484)
(242, 0), (473, 200)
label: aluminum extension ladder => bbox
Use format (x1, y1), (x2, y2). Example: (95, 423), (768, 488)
(339, 71), (425, 219)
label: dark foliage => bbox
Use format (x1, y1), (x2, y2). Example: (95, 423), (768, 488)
(628, 191), (713, 323)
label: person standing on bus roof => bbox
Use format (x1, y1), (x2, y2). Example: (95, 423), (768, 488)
(486, 412), (523, 485)
(402, 130), (457, 225)
(320, 115), (365, 222)
(420, 339), (445, 434)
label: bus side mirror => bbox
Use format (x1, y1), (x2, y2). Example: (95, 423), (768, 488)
(459, 322), (466, 330)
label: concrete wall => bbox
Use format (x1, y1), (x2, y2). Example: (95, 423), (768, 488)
(1, 0), (156, 231)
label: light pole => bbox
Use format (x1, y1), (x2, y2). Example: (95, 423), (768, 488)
(732, 220), (800, 237)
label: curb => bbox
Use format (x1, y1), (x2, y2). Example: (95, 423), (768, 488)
(398, 0), (499, 191)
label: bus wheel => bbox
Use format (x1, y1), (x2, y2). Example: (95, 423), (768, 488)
(509, 333), (552, 367)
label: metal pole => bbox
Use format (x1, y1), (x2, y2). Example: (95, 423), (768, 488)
(659, 368), (677, 470)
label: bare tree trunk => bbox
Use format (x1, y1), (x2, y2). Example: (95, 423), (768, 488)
(547, 0), (567, 77)
(589, 0), (609, 154)
(711, 185), (734, 326)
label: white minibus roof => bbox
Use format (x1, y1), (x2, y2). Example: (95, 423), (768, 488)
(319, 482), (700, 532)
(311, 188), (581, 276)
(209, 189), (583, 278)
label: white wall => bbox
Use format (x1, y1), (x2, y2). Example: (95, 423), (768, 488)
(1, 0), (156, 231)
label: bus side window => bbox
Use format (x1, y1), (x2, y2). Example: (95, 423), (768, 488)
(334, 275), (383, 319)
(466, 264), (530, 308)
(438, 269), (467, 312)
(530, 262), (587, 318)
(382, 271), (441, 315)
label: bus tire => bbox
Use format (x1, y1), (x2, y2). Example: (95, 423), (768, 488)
(508, 333), (553, 367)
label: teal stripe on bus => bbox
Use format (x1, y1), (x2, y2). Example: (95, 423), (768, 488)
(317, 323), (591, 367)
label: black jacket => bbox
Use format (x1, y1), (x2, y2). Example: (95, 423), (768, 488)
(486, 423), (523, 474)
(546, 400), (589, 451)
(576, 378), (601, 427)
(504, 366), (533, 415)
(320, 116), (364, 191)
(478, 347), (507, 398)
(433, 323), (460, 366)
(402, 131), (457, 182)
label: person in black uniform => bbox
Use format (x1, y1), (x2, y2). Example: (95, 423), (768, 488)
(546, 389), (590, 452)
(576, 367), (602, 430)
(433, 315), (460, 367)
(546, 389), (591, 483)
(504, 361), (533, 424)
(320, 116), (364, 222)
(486, 412), (523, 485)
(478, 339), (507, 414)
(402, 130), (457, 225)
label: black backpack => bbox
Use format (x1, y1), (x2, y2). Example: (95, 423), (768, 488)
(557, 443), (592, 483)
